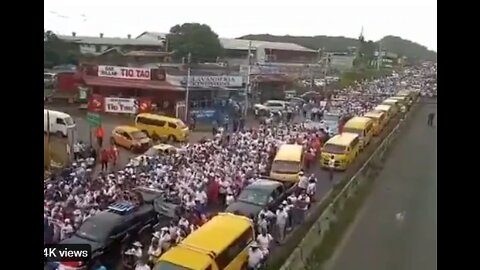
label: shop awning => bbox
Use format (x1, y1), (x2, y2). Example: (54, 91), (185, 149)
(83, 76), (184, 91)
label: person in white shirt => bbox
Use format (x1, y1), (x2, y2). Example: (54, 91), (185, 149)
(225, 190), (235, 206)
(195, 189), (207, 206)
(248, 242), (264, 270)
(307, 175), (317, 198)
(135, 258), (151, 270)
(132, 241), (143, 259)
(275, 205), (289, 242)
(257, 214), (269, 233)
(158, 227), (171, 251)
(256, 230), (273, 256)
(147, 238), (162, 263)
(328, 155), (336, 182)
(298, 171), (308, 191)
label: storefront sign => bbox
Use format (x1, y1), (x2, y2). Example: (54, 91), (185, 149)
(88, 94), (104, 112)
(137, 98), (152, 113)
(104, 97), (137, 114)
(187, 76), (243, 88)
(98, 65), (151, 80)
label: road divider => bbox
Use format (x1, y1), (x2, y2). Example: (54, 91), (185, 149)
(275, 102), (420, 270)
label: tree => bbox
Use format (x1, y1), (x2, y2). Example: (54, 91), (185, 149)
(44, 30), (79, 68)
(167, 23), (224, 63)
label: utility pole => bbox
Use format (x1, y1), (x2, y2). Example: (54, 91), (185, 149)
(185, 52), (192, 120)
(46, 110), (51, 171)
(323, 48), (328, 94)
(377, 41), (383, 71)
(244, 41), (252, 117)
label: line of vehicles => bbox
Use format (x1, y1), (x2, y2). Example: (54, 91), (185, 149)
(50, 89), (418, 270)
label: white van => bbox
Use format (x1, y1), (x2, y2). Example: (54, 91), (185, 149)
(44, 109), (76, 137)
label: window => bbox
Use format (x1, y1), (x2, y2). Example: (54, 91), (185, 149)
(56, 118), (65, 125)
(121, 132), (131, 139)
(351, 137), (359, 148)
(168, 122), (177, 129)
(215, 228), (253, 269)
(154, 120), (167, 127)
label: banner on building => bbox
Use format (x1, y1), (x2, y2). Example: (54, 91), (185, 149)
(187, 76), (243, 88)
(98, 65), (151, 80)
(104, 97), (137, 114)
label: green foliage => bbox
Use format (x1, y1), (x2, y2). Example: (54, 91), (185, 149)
(44, 30), (79, 68)
(239, 34), (436, 63)
(168, 23), (224, 63)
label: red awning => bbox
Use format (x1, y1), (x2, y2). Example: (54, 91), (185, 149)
(82, 76), (184, 91)
(252, 74), (293, 83)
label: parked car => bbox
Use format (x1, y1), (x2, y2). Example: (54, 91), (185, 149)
(225, 179), (295, 218)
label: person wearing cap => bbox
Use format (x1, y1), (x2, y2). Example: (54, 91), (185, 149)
(298, 171), (308, 192)
(248, 241), (264, 270)
(147, 237), (162, 264)
(307, 174), (317, 199)
(132, 241), (143, 259)
(159, 227), (171, 252)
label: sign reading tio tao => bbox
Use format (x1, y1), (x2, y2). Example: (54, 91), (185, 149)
(98, 65), (151, 80)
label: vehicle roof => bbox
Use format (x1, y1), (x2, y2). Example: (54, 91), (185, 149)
(390, 96), (407, 100)
(344, 116), (373, 128)
(363, 110), (385, 119)
(44, 109), (71, 118)
(158, 245), (213, 270)
(383, 99), (399, 103)
(152, 144), (175, 151)
(375, 104), (392, 111)
(325, 133), (359, 146)
(137, 113), (181, 122)
(179, 213), (252, 254)
(265, 100), (287, 103)
(396, 90), (411, 96)
(274, 144), (303, 161)
(246, 179), (282, 191)
(114, 125), (142, 133)
(85, 211), (124, 226)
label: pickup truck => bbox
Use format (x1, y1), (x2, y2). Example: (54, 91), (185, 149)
(225, 179), (296, 218)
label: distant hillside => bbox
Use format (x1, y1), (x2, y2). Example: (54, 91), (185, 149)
(239, 34), (436, 62)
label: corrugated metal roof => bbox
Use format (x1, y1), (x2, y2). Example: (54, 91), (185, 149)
(136, 32), (315, 52)
(58, 35), (163, 47)
(219, 38), (315, 52)
(136, 31), (168, 41)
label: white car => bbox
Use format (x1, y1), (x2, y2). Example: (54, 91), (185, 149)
(254, 100), (288, 116)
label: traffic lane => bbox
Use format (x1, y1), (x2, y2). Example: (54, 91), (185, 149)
(326, 103), (437, 270)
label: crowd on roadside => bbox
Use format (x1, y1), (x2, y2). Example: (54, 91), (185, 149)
(44, 63), (437, 269)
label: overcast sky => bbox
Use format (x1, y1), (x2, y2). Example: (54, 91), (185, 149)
(44, 0), (437, 51)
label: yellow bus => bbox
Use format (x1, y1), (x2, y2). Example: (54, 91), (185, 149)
(342, 116), (374, 150)
(320, 132), (360, 170)
(154, 213), (254, 270)
(270, 144), (304, 183)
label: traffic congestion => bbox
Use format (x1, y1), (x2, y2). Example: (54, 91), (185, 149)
(44, 64), (437, 270)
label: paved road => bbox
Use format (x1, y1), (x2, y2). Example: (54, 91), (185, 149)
(325, 102), (437, 270)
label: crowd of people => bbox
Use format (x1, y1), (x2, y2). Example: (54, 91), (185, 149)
(44, 64), (437, 270)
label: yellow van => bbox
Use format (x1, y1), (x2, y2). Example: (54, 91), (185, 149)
(342, 116), (374, 150)
(154, 213), (254, 270)
(381, 99), (400, 115)
(320, 132), (360, 170)
(270, 144), (304, 183)
(374, 104), (395, 120)
(389, 96), (409, 112)
(396, 90), (414, 105)
(135, 113), (189, 142)
(363, 110), (387, 136)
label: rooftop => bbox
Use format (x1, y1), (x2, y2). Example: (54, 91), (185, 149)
(219, 38), (315, 52)
(58, 34), (163, 47)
